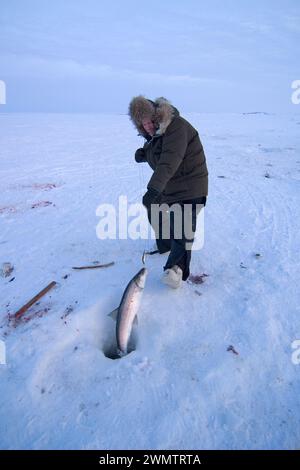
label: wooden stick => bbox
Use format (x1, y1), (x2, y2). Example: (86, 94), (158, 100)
(13, 281), (57, 321)
(72, 262), (115, 270)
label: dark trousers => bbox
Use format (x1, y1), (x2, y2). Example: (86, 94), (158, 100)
(147, 196), (206, 281)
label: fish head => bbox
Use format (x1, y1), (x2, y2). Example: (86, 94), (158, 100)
(135, 267), (148, 289)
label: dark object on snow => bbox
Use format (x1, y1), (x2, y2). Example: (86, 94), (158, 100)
(61, 305), (74, 320)
(188, 273), (209, 285)
(31, 201), (54, 209)
(194, 290), (202, 296)
(1, 262), (14, 278)
(72, 262), (114, 270)
(242, 112), (270, 115)
(12, 281), (57, 322)
(227, 345), (239, 355)
(255, 253), (262, 258)
(21, 182), (58, 191)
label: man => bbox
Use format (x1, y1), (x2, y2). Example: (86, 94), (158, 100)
(128, 95), (208, 288)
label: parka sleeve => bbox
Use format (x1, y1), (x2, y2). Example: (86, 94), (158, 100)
(147, 121), (188, 193)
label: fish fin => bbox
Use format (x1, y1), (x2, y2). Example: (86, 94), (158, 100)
(108, 308), (119, 321)
(117, 348), (126, 358)
(133, 315), (138, 326)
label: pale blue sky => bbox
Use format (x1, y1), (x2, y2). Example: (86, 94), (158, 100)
(0, 0), (299, 112)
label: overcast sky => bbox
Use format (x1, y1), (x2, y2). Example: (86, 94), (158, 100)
(0, 0), (299, 113)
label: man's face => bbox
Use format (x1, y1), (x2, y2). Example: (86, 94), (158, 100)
(142, 118), (156, 136)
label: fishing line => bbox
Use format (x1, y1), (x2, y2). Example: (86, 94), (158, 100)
(137, 153), (151, 264)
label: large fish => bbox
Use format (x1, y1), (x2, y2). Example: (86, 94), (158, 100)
(109, 267), (147, 356)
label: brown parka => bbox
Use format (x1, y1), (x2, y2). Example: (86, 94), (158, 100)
(128, 96), (208, 204)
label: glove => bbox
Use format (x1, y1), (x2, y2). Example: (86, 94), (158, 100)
(135, 148), (146, 163)
(142, 188), (161, 209)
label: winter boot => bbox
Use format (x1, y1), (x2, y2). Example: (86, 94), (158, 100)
(162, 265), (183, 289)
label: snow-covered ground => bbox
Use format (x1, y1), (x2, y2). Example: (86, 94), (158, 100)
(0, 111), (300, 450)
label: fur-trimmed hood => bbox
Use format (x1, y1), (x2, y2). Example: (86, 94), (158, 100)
(128, 95), (180, 138)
